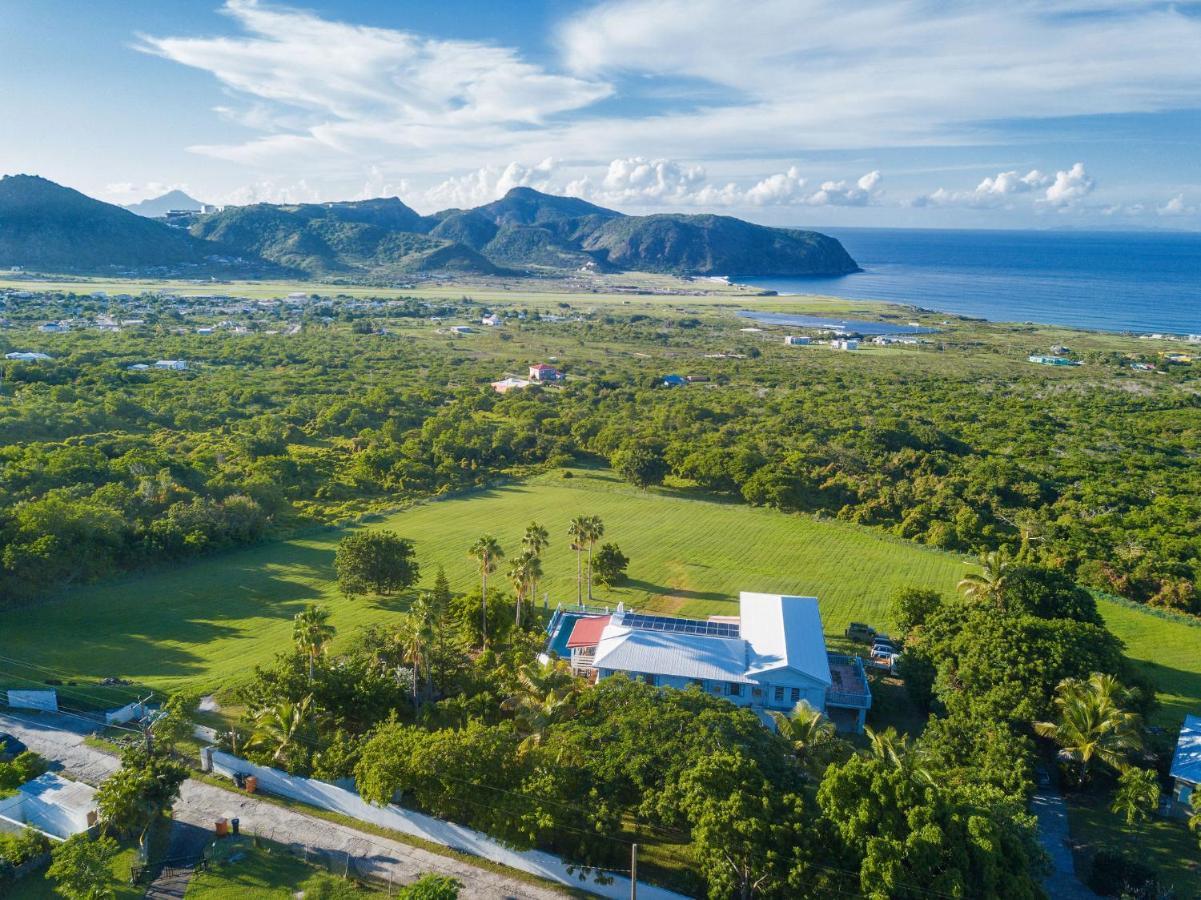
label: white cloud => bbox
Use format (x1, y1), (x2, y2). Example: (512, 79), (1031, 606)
(1157, 194), (1195, 217)
(136, 0), (1201, 201)
(745, 167), (807, 206)
(563, 157), (741, 206)
(805, 170), (884, 207)
(1042, 162), (1094, 207)
(421, 159), (559, 209)
(917, 163), (1093, 208)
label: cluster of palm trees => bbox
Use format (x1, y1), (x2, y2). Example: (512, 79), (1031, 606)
(770, 701), (844, 778)
(956, 548), (1013, 607)
(467, 516), (606, 648)
(500, 658), (580, 756)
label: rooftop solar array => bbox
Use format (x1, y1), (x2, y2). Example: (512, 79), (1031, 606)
(623, 613), (741, 639)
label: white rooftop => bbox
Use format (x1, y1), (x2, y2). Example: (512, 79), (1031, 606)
(20, 772), (97, 816)
(592, 592), (831, 686)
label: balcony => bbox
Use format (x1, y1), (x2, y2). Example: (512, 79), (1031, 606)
(826, 653), (872, 710)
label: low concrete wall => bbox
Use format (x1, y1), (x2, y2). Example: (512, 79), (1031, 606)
(104, 701), (145, 725)
(206, 749), (690, 900)
(4, 691), (57, 712)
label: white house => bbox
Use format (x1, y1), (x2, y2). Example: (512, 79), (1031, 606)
(784, 335), (810, 346)
(832, 339), (859, 351)
(0, 773), (98, 840)
(481, 314), (502, 327)
(5, 351), (51, 361)
(1170, 713), (1200, 811)
(562, 592), (871, 732)
(529, 363), (562, 381)
(154, 360), (189, 370)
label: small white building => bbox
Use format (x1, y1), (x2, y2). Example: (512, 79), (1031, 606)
(5, 351), (51, 361)
(449, 325), (473, 335)
(481, 314), (502, 327)
(529, 363), (562, 381)
(0, 773), (98, 840)
(491, 377), (531, 394)
(154, 360), (188, 370)
(784, 335), (810, 346)
(38, 322), (70, 334)
(832, 339), (859, 351)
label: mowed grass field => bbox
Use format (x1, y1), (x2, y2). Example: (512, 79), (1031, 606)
(2, 468), (1198, 728)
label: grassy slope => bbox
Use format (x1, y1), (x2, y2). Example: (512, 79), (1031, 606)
(4, 467), (1198, 730)
(3, 469), (961, 698)
(184, 839), (385, 898)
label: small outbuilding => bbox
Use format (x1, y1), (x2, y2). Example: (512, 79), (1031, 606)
(1170, 713), (1200, 812)
(662, 374), (687, 387)
(784, 335), (810, 346)
(0, 773), (98, 840)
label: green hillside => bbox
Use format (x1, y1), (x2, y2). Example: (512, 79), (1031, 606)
(3, 469), (1197, 730)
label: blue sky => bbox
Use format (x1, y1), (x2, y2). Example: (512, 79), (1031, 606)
(2, 0), (1199, 229)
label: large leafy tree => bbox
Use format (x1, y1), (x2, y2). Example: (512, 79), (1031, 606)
(611, 444), (669, 489)
(592, 542), (629, 589)
(96, 745), (187, 838)
(500, 659), (579, 754)
(47, 833), (121, 900)
(334, 530), (419, 598)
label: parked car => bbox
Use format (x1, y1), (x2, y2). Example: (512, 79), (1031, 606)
(846, 622), (877, 642)
(872, 641), (897, 655)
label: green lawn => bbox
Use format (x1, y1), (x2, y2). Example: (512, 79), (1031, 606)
(1065, 789), (1201, 899)
(3, 468), (1200, 731)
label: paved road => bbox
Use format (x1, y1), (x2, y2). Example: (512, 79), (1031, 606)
(0, 711), (567, 900)
(1031, 781), (1097, 900)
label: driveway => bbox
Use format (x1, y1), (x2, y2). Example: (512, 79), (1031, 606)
(1031, 780), (1097, 900)
(0, 711), (567, 900)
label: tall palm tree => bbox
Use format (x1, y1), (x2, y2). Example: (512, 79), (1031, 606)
(582, 516), (605, 601)
(1034, 673), (1144, 783)
(508, 551), (542, 627)
(398, 596), (436, 707)
(292, 605), (335, 682)
(247, 695), (317, 765)
(957, 549), (1013, 608)
(521, 521), (549, 606)
(567, 517), (588, 606)
(468, 535), (504, 648)
(770, 701), (839, 776)
(864, 725), (912, 768)
(501, 660), (579, 754)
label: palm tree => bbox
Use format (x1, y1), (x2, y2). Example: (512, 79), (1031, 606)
(398, 596), (436, 707)
(582, 516), (605, 601)
(522, 521), (550, 606)
(864, 725), (912, 768)
(508, 551), (542, 627)
(1110, 767), (1161, 825)
(1033, 673), (1144, 783)
(247, 695), (317, 765)
(957, 548), (1013, 608)
(770, 701), (839, 776)
(292, 605), (335, 682)
(567, 517), (588, 606)
(468, 535), (504, 648)
(501, 660), (579, 754)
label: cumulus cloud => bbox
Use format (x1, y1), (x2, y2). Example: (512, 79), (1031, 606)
(745, 167), (807, 206)
(421, 159), (559, 209)
(1158, 194), (1196, 217)
(563, 157), (744, 206)
(917, 163), (1093, 208)
(805, 170), (883, 207)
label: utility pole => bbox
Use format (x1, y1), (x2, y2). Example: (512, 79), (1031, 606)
(630, 843), (638, 900)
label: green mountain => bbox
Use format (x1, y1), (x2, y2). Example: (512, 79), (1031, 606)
(0, 176), (859, 278)
(189, 200), (498, 276)
(0, 175), (246, 273)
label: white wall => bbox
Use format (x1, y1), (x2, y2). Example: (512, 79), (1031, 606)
(5, 690), (58, 712)
(207, 750), (690, 900)
(105, 701), (145, 725)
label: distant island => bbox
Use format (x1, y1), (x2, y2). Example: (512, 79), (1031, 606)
(0, 174), (860, 279)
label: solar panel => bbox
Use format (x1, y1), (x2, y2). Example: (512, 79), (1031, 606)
(624, 613), (740, 639)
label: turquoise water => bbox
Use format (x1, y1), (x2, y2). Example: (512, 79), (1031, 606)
(735, 228), (1201, 334)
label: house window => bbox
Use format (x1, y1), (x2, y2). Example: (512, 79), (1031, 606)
(773, 686), (784, 703)
(728, 683), (743, 697)
(790, 688), (801, 704)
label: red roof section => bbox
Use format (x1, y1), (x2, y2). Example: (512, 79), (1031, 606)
(566, 615), (611, 648)
(530, 363), (558, 372)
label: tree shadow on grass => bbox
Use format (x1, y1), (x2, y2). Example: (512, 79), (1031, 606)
(1130, 659), (1201, 729)
(620, 579), (731, 603)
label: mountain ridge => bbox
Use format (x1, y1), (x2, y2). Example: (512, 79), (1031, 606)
(0, 175), (860, 278)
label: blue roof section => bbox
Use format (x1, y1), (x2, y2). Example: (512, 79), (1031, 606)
(1170, 714), (1201, 785)
(594, 628), (752, 683)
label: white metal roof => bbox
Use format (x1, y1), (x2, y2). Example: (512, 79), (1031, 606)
(592, 592), (831, 687)
(592, 626), (753, 683)
(20, 773), (97, 814)
(1171, 714), (1201, 785)
(741, 592), (831, 685)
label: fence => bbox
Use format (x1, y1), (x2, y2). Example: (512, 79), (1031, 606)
(204, 748), (690, 900)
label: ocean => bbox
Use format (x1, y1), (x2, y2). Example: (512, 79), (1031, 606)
(733, 228), (1201, 334)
